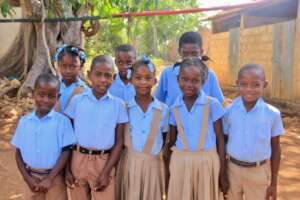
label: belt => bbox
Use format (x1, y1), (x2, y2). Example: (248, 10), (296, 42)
(229, 156), (267, 168)
(74, 145), (111, 155)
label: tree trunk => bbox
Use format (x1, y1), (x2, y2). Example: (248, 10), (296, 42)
(0, 0), (90, 95)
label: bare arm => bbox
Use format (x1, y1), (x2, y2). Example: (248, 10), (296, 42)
(38, 150), (71, 192)
(214, 119), (229, 194)
(95, 123), (125, 191)
(266, 136), (281, 200)
(15, 149), (40, 192)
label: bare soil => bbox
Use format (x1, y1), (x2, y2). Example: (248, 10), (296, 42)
(0, 89), (299, 200)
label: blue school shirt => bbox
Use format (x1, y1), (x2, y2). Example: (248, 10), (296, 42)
(155, 65), (224, 106)
(64, 90), (129, 150)
(109, 73), (135, 102)
(169, 91), (224, 151)
(11, 110), (76, 169)
(59, 78), (88, 112)
(127, 97), (169, 155)
(223, 97), (284, 162)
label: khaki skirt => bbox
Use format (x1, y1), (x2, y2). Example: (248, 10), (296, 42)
(167, 148), (220, 200)
(116, 148), (165, 200)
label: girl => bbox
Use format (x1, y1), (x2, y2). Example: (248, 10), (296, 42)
(166, 57), (228, 200)
(54, 44), (88, 112)
(116, 56), (169, 200)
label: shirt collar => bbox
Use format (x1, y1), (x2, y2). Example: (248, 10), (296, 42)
(173, 90), (209, 107)
(28, 109), (55, 121)
(172, 65), (180, 75)
(127, 96), (163, 111)
(60, 77), (85, 87)
(115, 73), (131, 87)
(86, 89), (111, 102)
(234, 96), (264, 112)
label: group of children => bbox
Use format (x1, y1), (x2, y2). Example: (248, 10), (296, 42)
(11, 31), (284, 200)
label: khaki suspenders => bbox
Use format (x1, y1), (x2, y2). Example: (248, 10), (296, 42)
(124, 104), (163, 154)
(143, 108), (162, 154)
(197, 97), (211, 151)
(54, 85), (85, 112)
(173, 97), (211, 151)
(173, 108), (189, 150)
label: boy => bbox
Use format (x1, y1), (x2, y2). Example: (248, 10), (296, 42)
(11, 73), (76, 200)
(155, 31), (224, 106)
(64, 55), (128, 200)
(109, 44), (136, 102)
(223, 64), (284, 200)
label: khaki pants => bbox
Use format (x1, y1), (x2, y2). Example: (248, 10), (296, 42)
(227, 161), (270, 200)
(70, 151), (115, 200)
(24, 174), (67, 200)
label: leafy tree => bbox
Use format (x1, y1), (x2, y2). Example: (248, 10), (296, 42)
(0, 0), (204, 94)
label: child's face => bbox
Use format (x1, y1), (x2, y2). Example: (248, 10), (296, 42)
(131, 65), (156, 96)
(88, 63), (114, 97)
(115, 51), (136, 79)
(179, 43), (202, 59)
(236, 69), (267, 103)
(34, 82), (58, 116)
(59, 55), (81, 85)
(178, 66), (203, 98)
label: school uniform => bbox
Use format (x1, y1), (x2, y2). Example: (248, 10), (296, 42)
(109, 73), (135, 102)
(11, 110), (76, 200)
(116, 97), (169, 200)
(64, 89), (128, 200)
(56, 78), (88, 112)
(168, 91), (224, 200)
(155, 65), (224, 106)
(223, 97), (284, 200)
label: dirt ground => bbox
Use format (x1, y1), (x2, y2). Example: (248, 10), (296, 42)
(0, 88), (299, 200)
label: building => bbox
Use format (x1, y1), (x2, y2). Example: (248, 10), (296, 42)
(201, 0), (300, 103)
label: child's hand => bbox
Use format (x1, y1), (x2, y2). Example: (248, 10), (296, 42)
(65, 167), (77, 189)
(265, 184), (277, 200)
(25, 175), (41, 193)
(38, 177), (53, 193)
(219, 172), (229, 195)
(94, 172), (111, 191)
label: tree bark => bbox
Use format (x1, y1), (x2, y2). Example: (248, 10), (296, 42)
(0, 0), (93, 96)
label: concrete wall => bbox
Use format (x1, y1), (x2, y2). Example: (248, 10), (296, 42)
(201, 19), (298, 102)
(0, 8), (21, 57)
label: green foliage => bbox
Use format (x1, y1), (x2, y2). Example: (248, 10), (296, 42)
(0, 0), (15, 17)
(85, 0), (206, 61)
(0, 0), (206, 61)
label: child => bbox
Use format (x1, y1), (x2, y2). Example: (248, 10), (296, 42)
(64, 55), (128, 200)
(223, 64), (284, 200)
(54, 44), (88, 112)
(156, 31), (224, 106)
(166, 58), (228, 200)
(11, 73), (76, 200)
(109, 44), (136, 102)
(116, 56), (169, 200)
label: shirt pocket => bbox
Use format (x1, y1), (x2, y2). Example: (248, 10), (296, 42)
(256, 121), (272, 144)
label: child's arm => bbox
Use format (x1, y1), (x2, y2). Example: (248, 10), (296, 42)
(214, 119), (229, 195)
(15, 149), (41, 192)
(95, 123), (125, 191)
(266, 136), (281, 200)
(38, 149), (71, 192)
(155, 68), (168, 103)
